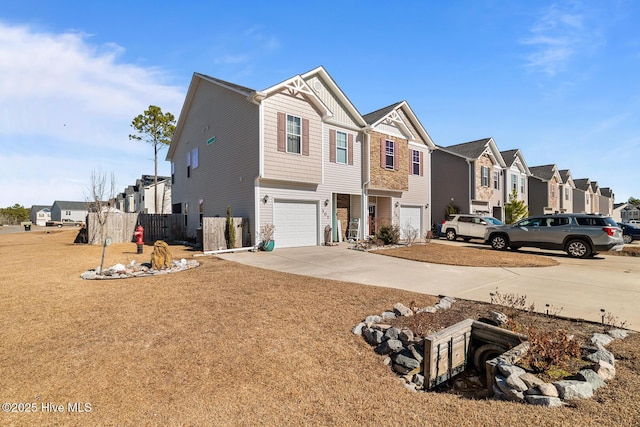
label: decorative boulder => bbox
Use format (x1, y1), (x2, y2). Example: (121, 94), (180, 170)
(151, 240), (173, 270)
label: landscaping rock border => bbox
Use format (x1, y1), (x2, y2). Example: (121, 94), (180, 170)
(353, 297), (456, 392)
(489, 328), (628, 406)
(354, 301), (631, 406)
(80, 259), (200, 280)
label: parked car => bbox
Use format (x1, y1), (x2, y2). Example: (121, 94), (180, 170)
(618, 222), (640, 244)
(46, 219), (85, 228)
(441, 214), (504, 241)
(484, 213), (624, 258)
(628, 220), (640, 225)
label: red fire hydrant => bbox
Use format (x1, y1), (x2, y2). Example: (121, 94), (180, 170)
(134, 225), (144, 254)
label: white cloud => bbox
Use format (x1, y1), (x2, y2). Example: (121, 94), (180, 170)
(521, 3), (602, 76)
(0, 22), (184, 208)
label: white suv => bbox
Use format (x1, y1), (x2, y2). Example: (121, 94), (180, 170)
(441, 214), (504, 241)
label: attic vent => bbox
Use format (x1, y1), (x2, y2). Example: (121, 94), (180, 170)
(313, 80), (322, 93)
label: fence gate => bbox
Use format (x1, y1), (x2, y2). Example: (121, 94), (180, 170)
(138, 213), (185, 243)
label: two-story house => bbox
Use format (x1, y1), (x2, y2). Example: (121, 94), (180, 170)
(50, 201), (88, 223)
(29, 205), (51, 226)
(573, 178), (594, 214)
(167, 67), (435, 248)
(432, 138), (506, 222)
(590, 181), (601, 214)
(362, 102), (435, 239)
(528, 164), (562, 215)
(558, 169), (575, 213)
(116, 175), (172, 214)
(599, 186), (614, 216)
(500, 149), (530, 207)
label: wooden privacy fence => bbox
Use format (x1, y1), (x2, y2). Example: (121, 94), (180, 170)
(87, 213), (187, 245)
(87, 213), (248, 250)
(138, 214), (186, 243)
(201, 217), (249, 252)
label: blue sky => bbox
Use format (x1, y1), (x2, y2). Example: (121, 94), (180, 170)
(1, 0), (638, 208)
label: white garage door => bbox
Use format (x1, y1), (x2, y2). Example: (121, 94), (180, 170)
(400, 206), (422, 239)
(273, 201), (318, 248)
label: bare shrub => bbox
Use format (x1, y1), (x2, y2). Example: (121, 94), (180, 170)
(521, 327), (581, 374)
(402, 224), (419, 246)
(490, 287), (535, 317)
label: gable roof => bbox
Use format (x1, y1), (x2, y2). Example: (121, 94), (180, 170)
(500, 149), (518, 166)
(500, 148), (531, 175)
(600, 187), (613, 197)
(300, 66), (367, 128)
(573, 178), (592, 192)
(445, 138), (493, 158)
(363, 101), (436, 149)
(168, 67), (367, 160)
(440, 138), (506, 167)
(363, 102), (402, 125)
(529, 164), (561, 182)
(31, 205), (51, 212)
(52, 201), (87, 210)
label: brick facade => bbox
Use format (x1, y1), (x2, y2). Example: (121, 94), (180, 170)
(475, 154), (494, 201)
(369, 132), (409, 191)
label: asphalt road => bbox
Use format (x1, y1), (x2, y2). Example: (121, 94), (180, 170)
(217, 241), (640, 331)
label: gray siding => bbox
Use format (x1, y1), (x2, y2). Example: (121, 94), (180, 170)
(431, 150), (471, 223)
(171, 79), (260, 239)
(527, 177), (548, 215)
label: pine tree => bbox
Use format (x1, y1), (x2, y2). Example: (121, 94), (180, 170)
(505, 189), (528, 224)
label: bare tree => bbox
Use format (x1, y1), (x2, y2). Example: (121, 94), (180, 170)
(85, 168), (117, 244)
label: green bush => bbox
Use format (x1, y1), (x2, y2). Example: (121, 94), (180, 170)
(377, 224), (400, 245)
(225, 205), (236, 249)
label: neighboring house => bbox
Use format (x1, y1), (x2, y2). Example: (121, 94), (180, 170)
(167, 67), (363, 247)
(528, 164), (562, 215)
(558, 169), (575, 213)
(599, 187), (614, 216)
(612, 203), (628, 222)
(619, 203), (640, 222)
(50, 201), (88, 223)
(500, 149), (530, 206)
(30, 205), (51, 226)
(589, 181), (601, 214)
(116, 175), (172, 214)
(362, 101), (435, 239)
(432, 138), (506, 222)
(573, 178), (594, 214)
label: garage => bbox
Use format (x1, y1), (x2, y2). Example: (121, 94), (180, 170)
(399, 205), (422, 239)
(273, 200), (318, 248)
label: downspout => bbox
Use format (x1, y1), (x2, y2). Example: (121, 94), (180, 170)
(251, 91), (266, 246)
(467, 159), (473, 214)
(427, 148), (433, 231)
(362, 128), (371, 239)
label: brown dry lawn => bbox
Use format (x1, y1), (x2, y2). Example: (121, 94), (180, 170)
(1, 229), (638, 426)
(371, 242), (560, 267)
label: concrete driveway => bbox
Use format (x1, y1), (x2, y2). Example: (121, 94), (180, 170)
(216, 241), (640, 331)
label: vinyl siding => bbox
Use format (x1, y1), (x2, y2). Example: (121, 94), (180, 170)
(399, 145), (430, 232)
(263, 92), (322, 183)
(431, 150), (471, 222)
(171, 79), (260, 239)
(397, 108), (425, 145)
(257, 181), (331, 245)
(322, 125), (362, 194)
(303, 76), (360, 128)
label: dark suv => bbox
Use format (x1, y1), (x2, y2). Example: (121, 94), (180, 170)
(484, 213), (624, 258)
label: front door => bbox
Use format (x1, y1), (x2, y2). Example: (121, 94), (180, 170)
(368, 204), (376, 236)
